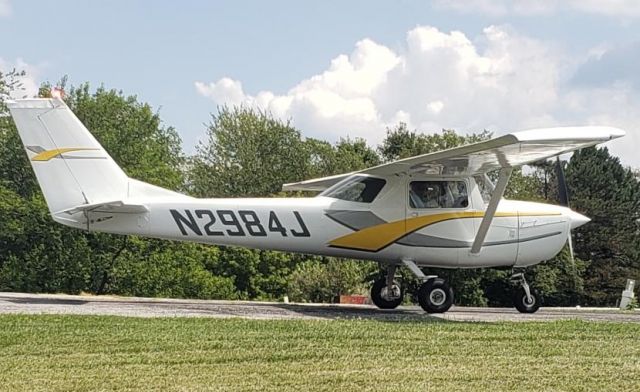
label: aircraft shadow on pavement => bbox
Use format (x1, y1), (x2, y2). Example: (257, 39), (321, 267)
(4, 297), (89, 306)
(250, 302), (451, 322)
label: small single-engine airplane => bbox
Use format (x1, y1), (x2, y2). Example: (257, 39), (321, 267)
(7, 97), (625, 313)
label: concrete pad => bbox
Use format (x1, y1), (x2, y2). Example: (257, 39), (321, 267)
(0, 292), (638, 322)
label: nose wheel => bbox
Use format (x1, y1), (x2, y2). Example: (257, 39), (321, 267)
(511, 272), (541, 313)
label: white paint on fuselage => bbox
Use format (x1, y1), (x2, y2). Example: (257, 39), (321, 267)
(67, 175), (577, 269)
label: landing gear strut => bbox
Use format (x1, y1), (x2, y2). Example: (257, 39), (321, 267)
(403, 259), (454, 313)
(370, 264), (403, 309)
(511, 272), (541, 313)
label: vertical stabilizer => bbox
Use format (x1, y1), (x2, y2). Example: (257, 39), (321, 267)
(7, 98), (129, 214)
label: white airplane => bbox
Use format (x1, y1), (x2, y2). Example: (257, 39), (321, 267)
(7, 97), (625, 314)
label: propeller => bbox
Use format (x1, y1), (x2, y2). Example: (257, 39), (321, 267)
(554, 157), (575, 262)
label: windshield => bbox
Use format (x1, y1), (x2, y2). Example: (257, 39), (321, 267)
(321, 175), (386, 203)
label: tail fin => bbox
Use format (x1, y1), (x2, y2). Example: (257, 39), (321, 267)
(7, 98), (129, 214)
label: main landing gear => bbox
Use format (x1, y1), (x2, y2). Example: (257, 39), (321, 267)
(370, 265), (404, 309)
(371, 261), (454, 313)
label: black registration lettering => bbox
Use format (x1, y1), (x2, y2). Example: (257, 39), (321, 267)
(170, 209), (202, 236)
(172, 209), (309, 238)
(268, 211), (287, 236)
(290, 211), (310, 237)
(239, 210), (267, 236)
(217, 210), (245, 236)
(195, 209), (224, 236)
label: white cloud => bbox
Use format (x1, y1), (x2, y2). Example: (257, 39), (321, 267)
(0, 58), (41, 98)
(195, 38), (399, 141)
(568, 0), (640, 17)
(434, 0), (640, 17)
(196, 25), (640, 167)
(0, 0), (11, 17)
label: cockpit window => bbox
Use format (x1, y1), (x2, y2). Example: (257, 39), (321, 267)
(409, 181), (468, 209)
(321, 176), (386, 203)
(473, 174), (494, 204)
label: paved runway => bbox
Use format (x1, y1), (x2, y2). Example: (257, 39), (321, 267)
(0, 292), (638, 322)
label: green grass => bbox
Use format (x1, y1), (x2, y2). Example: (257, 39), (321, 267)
(0, 315), (639, 391)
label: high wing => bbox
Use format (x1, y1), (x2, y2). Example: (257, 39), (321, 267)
(282, 126), (625, 191)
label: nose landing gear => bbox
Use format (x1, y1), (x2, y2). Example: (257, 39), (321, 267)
(511, 272), (541, 313)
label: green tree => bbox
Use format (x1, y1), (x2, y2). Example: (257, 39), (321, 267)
(567, 147), (640, 305)
(55, 83), (188, 293)
(379, 122), (491, 161)
(108, 239), (237, 299)
(0, 69), (39, 197)
(190, 106), (308, 198)
(59, 83), (185, 190)
(1, 75), (236, 299)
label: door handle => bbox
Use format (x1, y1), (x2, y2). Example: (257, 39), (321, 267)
(410, 212), (419, 217)
(520, 220), (536, 228)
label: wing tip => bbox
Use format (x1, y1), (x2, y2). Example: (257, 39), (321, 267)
(511, 125), (627, 143)
(608, 126), (626, 139)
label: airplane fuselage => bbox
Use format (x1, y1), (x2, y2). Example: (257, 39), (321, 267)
(64, 174), (580, 269)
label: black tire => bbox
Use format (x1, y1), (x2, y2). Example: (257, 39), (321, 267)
(417, 278), (454, 313)
(513, 287), (541, 313)
(370, 278), (403, 309)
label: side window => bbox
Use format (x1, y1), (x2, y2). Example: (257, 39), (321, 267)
(409, 181), (468, 209)
(473, 174), (494, 204)
(321, 176), (386, 203)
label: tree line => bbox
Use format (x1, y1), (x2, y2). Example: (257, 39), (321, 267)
(1, 70), (638, 306)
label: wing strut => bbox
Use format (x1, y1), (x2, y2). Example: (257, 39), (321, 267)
(470, 167), (513, 254)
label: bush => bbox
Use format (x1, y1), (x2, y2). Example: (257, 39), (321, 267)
(288, 258), (375, 303)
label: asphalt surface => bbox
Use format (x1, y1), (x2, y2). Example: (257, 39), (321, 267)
(0, 292), (638, 322)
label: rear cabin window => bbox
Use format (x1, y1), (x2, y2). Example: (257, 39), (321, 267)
(321, 176), (386, 203)
(409, 181), (468, 209)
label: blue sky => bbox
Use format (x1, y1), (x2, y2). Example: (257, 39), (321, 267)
(2, 0), (640, 166)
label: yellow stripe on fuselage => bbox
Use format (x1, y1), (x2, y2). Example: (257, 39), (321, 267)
(31, 148), (99, 161)
(328, 211), (561, 252)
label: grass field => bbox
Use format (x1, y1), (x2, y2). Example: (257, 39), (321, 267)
(0, 315), (638, 391)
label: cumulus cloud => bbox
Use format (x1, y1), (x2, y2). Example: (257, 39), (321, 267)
(0, 0), (11, 17)
(195, 25), (640, 167)
(434, 0), (640, 17)
(0, 58), (41, 98)
(195, 38), (399, 141)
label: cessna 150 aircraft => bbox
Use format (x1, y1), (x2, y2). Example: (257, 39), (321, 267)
(7, 97), (625, 314)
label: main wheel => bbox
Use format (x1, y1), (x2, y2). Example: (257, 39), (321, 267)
(417, 278), (454, 313)
(513, 287), (541, 313)
(370, 278), (403, 309)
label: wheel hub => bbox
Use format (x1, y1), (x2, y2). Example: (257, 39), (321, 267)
(429, 288), (447, 306)
(381, 285), (401, 301)
(523, 295), (536, 307)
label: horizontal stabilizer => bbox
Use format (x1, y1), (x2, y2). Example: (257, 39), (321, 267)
(60, 200), (149, 215)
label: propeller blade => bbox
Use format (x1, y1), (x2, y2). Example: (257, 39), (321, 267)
(567, 229), (575, 261)
(555, 157), (569, 207)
